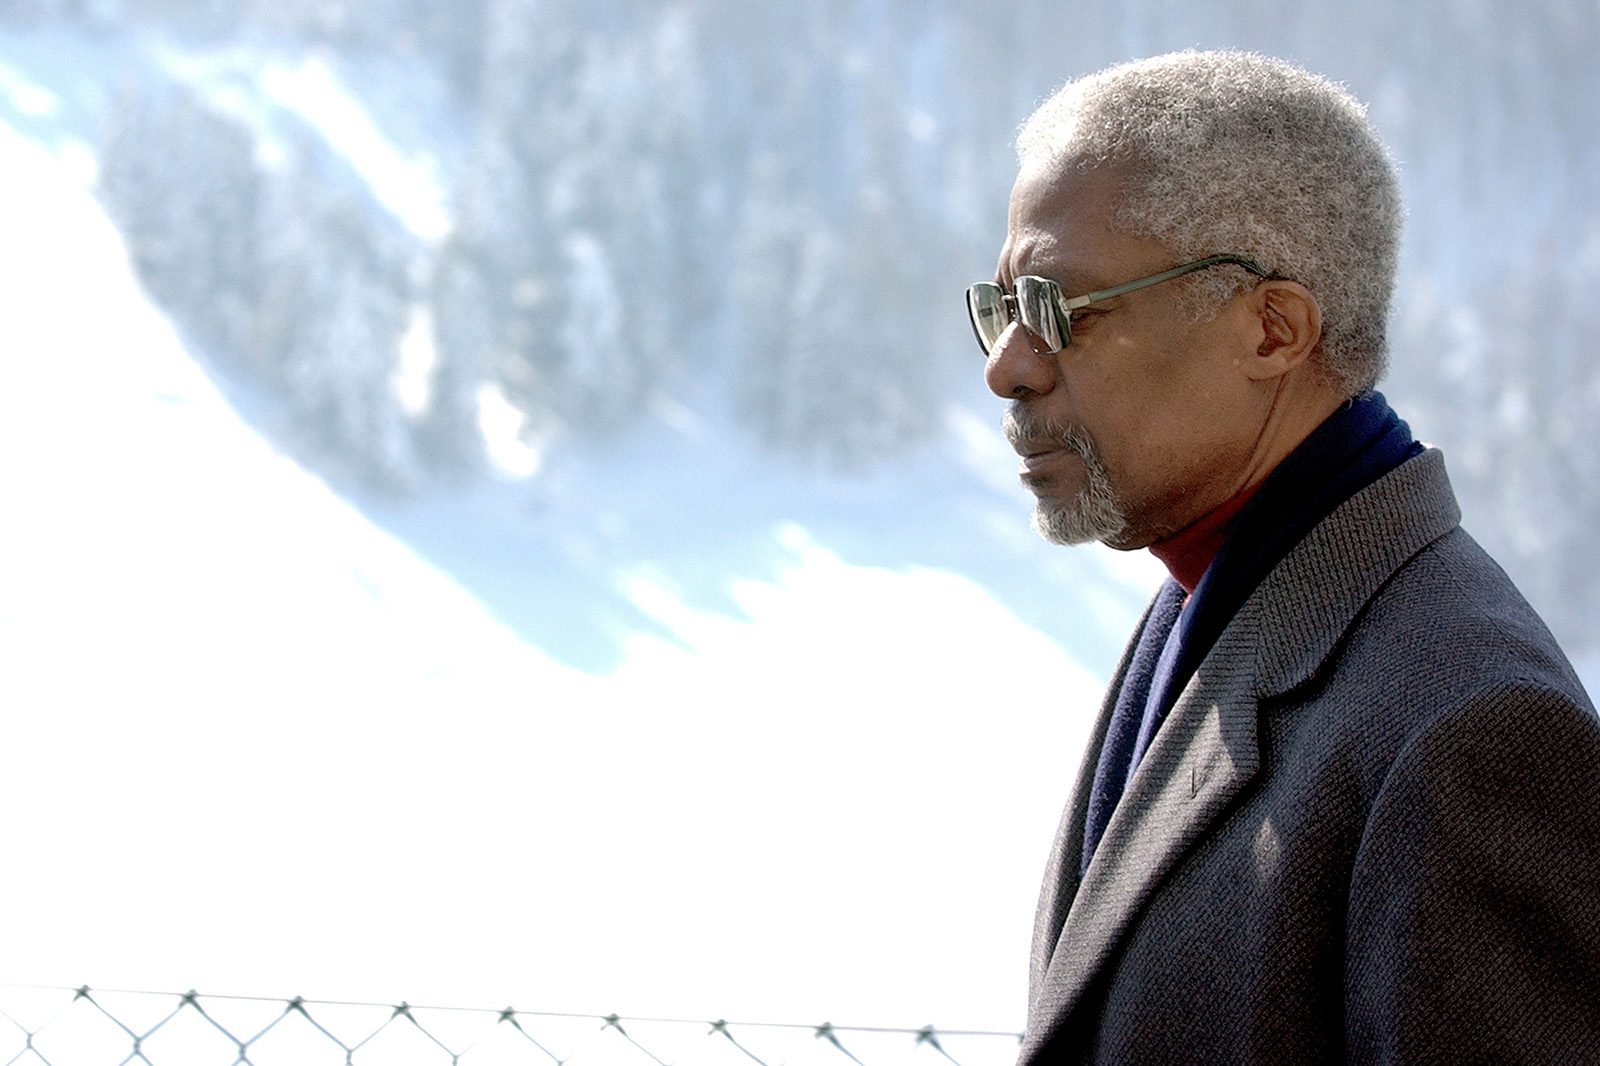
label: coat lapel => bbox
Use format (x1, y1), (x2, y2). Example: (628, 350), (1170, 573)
(1020, 449), (1462, 1062)
(1022, 618), (1264, 1058)
(1026, 597), (1152, 1005)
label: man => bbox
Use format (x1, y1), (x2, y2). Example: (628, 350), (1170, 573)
(969, 51), (1600, 1064)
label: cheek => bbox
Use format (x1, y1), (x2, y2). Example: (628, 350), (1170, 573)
(1065, 372), (1172, 466)
(1059, 319), (1236, 475)
(1083, 391), (1230, 503)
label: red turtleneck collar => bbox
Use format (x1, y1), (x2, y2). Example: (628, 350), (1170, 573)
(1147, 483), (1262, 594)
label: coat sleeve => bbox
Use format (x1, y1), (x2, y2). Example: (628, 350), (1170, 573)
(1344, 679), (1600, 1065)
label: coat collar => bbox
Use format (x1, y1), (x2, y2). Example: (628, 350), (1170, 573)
(1021, 448), (1461, 1061)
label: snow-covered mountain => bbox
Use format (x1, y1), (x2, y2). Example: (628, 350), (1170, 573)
(0, 105), (1127, 1028)
(6, 3), (1596, 669)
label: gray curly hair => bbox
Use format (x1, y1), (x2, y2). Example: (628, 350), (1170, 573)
(1015, 51), (1402, 394)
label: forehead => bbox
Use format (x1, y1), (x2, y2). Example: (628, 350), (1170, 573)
(999, 161), (1169, 291)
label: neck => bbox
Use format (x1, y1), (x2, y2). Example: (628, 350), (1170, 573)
(1147, 379), (1349, 590)
(1147, 483), (1260, 592)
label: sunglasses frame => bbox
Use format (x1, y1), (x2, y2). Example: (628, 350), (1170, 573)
(967, 253), (1276, 356)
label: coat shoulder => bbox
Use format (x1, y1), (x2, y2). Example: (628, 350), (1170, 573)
(1316, 522), (1595, 739)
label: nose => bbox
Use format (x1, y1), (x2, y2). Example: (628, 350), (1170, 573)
(984, 321), (1056, 399)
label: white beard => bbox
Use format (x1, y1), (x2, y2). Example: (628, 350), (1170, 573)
(1006, 406), (1130, 547)
(1030, 461), (1128, 546)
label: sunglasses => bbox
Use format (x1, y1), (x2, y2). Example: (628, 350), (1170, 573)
(966, 253), (1274, 355)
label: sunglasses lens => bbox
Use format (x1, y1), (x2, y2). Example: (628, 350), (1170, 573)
(967, 283), (1010, 354)
(1015, 277), (1065, 351)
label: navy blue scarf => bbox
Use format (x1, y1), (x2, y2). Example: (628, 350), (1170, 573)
(1080, 391), (1421, 875)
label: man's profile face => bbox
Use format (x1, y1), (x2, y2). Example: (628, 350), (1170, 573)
(986, 162), (1268, 551)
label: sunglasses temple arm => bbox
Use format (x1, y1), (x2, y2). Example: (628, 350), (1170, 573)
(1074, 254), (1273, 308)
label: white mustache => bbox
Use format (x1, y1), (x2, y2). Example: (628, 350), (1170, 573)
(1003, 405), (1096, 457)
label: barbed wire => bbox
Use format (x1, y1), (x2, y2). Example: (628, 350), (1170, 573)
(0, 985), (1023, 1066)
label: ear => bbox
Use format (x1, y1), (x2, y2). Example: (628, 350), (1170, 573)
(1241, 281), (1322, 381)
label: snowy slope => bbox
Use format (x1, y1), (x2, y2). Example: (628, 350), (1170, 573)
(0, 114), (1114, 1030)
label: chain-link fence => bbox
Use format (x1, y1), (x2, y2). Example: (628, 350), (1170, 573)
(0, 987), (1023, 1066)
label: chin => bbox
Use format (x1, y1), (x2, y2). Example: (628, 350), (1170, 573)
(1033, 491), (1130, 547)
(1020, 434), (1131, 548)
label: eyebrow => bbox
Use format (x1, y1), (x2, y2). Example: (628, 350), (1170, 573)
(999, 229), (1129, 295)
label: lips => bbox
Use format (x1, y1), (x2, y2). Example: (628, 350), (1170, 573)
(1019, 446), (1072, 472)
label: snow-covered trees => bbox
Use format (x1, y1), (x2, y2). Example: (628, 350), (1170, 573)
(39, 0), (1600, 654)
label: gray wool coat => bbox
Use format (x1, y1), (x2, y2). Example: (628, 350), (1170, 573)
(1022, 448), (1600, 1066)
